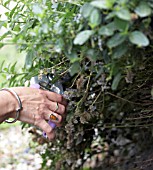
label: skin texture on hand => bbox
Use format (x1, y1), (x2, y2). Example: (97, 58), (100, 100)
(0, 87), (67, 140)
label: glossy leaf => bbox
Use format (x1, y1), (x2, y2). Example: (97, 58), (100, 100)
(114, 17), (129, 31)
(69, 62), (81, 76)
(107, 33), (127, 48)
(116, 9), (131, 21)
(129, 31), (149, 47)
(90, 0), (114, 9)
(112, 44), (128, 59)
(89, 8), (101, 28)
(74, 30), (94, 45)
(86, 49), (98, 61)
(135, 2), (151, 17)
(81, 3), (94, 18)
(111, 73), (122, 90)
(98, 22), (116, 36)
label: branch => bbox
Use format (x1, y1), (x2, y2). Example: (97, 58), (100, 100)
(106, 91), (142, 105)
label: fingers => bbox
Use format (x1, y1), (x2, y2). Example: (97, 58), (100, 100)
(33, 101), (65, 140)
(14, 87), (68, 140)
(36, 100), (66, 118)
(47, 102), (66, 115)
(33, 115), (55, 140)
(43, 90), (68, 106)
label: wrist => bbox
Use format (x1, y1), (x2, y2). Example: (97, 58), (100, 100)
(0, 90), (17, 122)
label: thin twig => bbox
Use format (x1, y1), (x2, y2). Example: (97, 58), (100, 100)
(106, 91), (142, 105)
(51, 59), (68, 69)
(91, 90), (102, 107)
(69, 73), (80, 88)
(103, 123), (153, 129)
(76, 72), (92, 109)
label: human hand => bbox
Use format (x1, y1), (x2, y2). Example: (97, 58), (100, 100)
(8, 87), (67, 140)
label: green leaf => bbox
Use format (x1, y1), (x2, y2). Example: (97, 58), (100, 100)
(89, 9), (101, 28)
(129, 31), (149, 47)
(0, 60), (5, 71)
(116, 9), (131, 21)
(4, 0), (10, 7)
(0, 31), (10, 41)
(25, 50), (35, 69)
(69, 62), (81, 76)
(13, 25), (20, 32)
(107, 33), (127, 48)
(81, 3), (94, 18)
(10, 62), (17, 73)
(103, 49), (110, 64)
(86, 49), (98, 62)
(98, 22), (116, 36)
(135, 2), (151, 17)
(10, 4), (18, 18)
(66, 51), (79, 63)
(114, 17), (129, 31)
(90, 0), (114, 9)
(74, 30), (94, 45)
(3, 67), (8, 72)
(0, 43), (4, 49)
(105, 11), (116, 20)
(112, 44), (128, 59)
(111, 73), (122, 90)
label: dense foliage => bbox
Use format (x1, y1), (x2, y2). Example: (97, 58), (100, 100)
(1, 0), (153, 169)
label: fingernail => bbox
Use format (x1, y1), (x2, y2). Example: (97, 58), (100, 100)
(48, 120), (56, 128)
(49, 114), (58, 121)
(43, 131), (48, 139)
(43, 121), (56, 139)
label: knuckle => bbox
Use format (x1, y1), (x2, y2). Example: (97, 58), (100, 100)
(39, 90), (47, 102)
(38, 89), (45, 95)
(41, 97), (47, 103)
(58, 95), (63, 102)
(39, 103), (48, 114)
(60, 105), (65, 114)
(38, 104), (45, 114)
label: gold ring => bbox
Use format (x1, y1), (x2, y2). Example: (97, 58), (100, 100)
(49, 113), (58, 121)
(54, 102), (59, 112)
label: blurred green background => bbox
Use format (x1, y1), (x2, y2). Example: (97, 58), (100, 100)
(0, 44), (26, 83)
(0, 45), (26, 129)
(0, 4), (26, 84)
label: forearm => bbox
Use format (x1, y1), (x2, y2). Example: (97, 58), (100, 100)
(0, 91), (16, 123)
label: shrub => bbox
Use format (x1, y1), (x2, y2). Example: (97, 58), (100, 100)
(1, 0), (153, 169)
